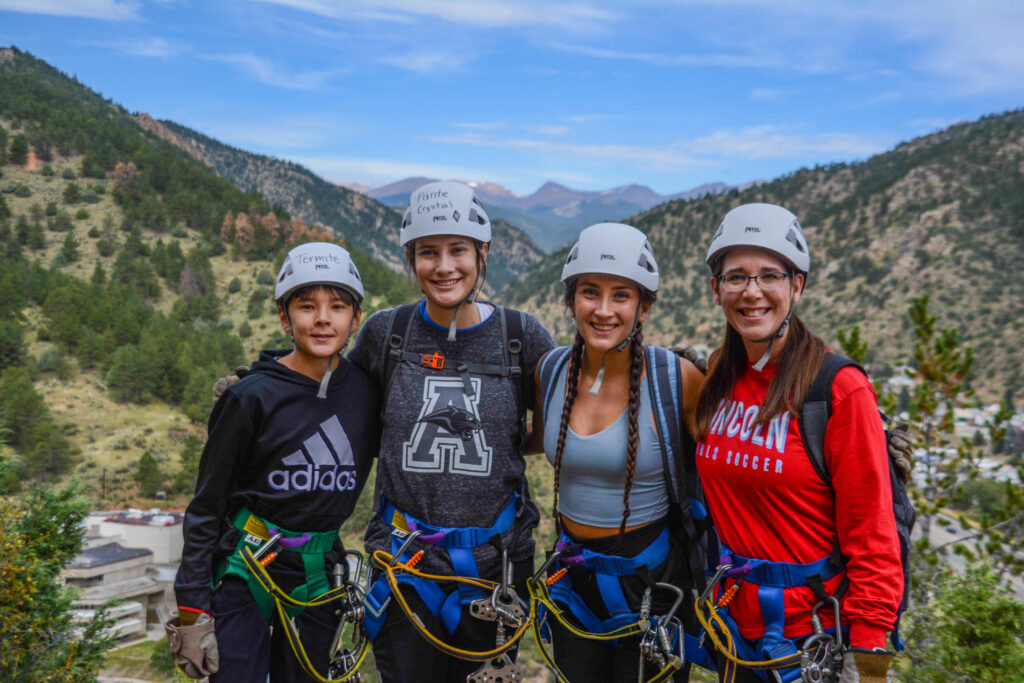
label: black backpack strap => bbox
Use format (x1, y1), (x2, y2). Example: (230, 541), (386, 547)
(498, 306), (527, 453)
(799, 352), (863, 486)
(381, 303), (418, 405)
(646, 346), (714, 611)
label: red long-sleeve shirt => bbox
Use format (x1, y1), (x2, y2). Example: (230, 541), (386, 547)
(696, 362), (902, 649)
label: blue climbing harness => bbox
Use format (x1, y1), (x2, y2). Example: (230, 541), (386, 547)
(708, 546), (847, 682)
(539, 527), (712, 669)
(363, 495), (519, 640)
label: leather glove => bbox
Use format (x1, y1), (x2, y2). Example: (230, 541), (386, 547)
(838, 647), (893, 683)
(885, 422), (914, 483)
(212, 365), (249, 401)
(669, 345), (707, 374)
(165, 613), (220, 679)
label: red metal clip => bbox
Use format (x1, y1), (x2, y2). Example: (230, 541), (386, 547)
(421, 352), (445, 370)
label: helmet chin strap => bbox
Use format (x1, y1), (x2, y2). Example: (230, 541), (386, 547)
(444, 258), (487, 342)
(315, 320), (357, 399)
(750, 295), (795, 372)
(588, 308), (641, 397)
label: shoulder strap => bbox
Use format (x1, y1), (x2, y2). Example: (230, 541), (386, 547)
(800, 352), (864, 486)
(645, 346), (684, 506)
(538, 345), (574, 423)
(646, 346), (713, 597)
(381, 303), (418, 403)
(498, 306), (527, 452)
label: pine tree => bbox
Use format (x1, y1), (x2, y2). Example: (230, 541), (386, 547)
(134, 450), (165, 497)
(8, 133), (28, 165)
(0, 482), (116, 680)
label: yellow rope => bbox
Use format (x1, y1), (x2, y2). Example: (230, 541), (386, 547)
(692, 593), (805, 683)
(525, 575), (684, 682)
(241, 546), (368, 681)
(368, 549), (529, 662)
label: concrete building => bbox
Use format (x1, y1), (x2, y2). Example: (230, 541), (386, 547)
(64, 509), (185, 639)
(88, 508), (184, 564)
(64, 536), (166, 639)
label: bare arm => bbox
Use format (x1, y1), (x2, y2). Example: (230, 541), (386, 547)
(523, 354), (548, 455)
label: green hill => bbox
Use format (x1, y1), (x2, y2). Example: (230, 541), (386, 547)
(502, 110), (1024, 398)
(0, 46), (414, 504)
(158, 119), (546, 291)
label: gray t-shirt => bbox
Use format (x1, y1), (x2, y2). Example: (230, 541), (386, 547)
(348, 301), (555, 577)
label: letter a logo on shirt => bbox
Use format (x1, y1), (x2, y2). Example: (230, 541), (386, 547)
(402, 376), (493, 476)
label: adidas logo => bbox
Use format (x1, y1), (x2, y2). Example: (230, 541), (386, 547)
(268, 415), (359, 492)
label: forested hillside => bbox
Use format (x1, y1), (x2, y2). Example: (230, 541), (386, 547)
(0, 47), (414, 501)
(504, 110), (1024, 398)
(159, 120), (547, 290)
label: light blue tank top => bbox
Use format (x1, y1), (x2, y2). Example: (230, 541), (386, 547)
(543, 361), (669, 528)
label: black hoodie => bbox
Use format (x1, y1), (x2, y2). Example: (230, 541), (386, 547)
(175, 350), (380, 613)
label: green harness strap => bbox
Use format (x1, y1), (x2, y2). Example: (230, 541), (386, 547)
(214, 508), (340, 621)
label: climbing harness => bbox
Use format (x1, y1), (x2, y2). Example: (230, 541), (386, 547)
(693, 557), (849, 683)
(239, 539), (370, 682)
(367, 529), (530, 666)
(526, 543), (686, 683)
(215, 509), (369, 682)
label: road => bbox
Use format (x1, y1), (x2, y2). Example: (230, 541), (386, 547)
(915, 512), (1024, 600)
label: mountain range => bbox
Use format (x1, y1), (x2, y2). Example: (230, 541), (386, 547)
(361, 177), (734, 251)
(155, 123), (546, 292)
(3, 44), (1021, 398)
(504, 110), (1024, 398)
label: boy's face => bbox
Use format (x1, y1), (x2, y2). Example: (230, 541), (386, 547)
(278, 286), (360, 364)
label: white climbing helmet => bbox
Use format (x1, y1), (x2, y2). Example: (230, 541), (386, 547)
(561, 223), (659, 292)
(400, 181), (491, 247)
(274, 242), (364, 306)
(705, 203), (810, 274)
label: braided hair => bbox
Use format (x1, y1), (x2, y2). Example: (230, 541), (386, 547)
(551, 332), (584, 536)
(552, 280), (655, 541)
(619, 323), (645, 539)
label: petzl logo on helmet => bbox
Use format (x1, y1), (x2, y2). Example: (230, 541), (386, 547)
(600, 254), (616, 260)
(267, 415), (359, 492)
(745, 226), (761, 233)
(403, 377), (492, 476)
(452, 210), (461, 222)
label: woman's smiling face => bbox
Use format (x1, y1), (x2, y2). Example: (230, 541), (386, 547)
(571, 273), (650, 352)
(711, 248), (803, 350)
(411, 235), (484, 308)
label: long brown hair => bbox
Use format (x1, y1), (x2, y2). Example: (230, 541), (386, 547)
(696, 312), (825, 437)
(552, 280), (655, 540)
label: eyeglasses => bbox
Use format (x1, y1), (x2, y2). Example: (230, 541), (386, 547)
(717, 271), (792, 292)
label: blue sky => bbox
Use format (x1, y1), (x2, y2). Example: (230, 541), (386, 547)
(2, 0), (1023, 195)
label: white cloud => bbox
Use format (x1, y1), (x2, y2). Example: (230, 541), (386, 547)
(424, 132), (712, 171)
(550, 42), (781, 69)
(83, 37), (189, 58)
(454, 121), (507, 131)
(688, 126), (888, 159)
(524, 124), (570, 136)
(0, 0), (138, 19)
(426, 122), (889, 169)
(751, 88), (795, 102)
(289, 155), (498, 187)
(251, 0), (617, 31)
(379, 51), (472, 73)
(198, 116), (349, 151)
(204, 53), (345, 90)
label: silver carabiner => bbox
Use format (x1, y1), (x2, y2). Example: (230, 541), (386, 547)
(390, 529), (423, 566)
